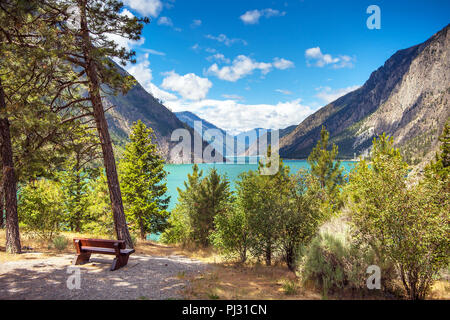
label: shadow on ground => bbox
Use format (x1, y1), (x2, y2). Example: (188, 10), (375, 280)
(0, 254), (207, 300)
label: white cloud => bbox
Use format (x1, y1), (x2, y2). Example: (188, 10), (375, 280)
(157, 16), (173, 26)
(273, 57), (294, 70)
(205, 34), (247, 46)
(207, 55), (271, 82)
(165, 98), (312, 135)
(126, 61), (312, 134)
(221, 94), (244, 101)
(125, 54), (177, 102)
(123, 0), (163, 17)
(207, 55), (294, 82)
(240, 8), (286, 24)
(142, 48), (165, 56)
(206, 53), (231, 64)
(332, 55), (355, 69)
(315, 85), (360, 103)
(147, 83), (178, 102)
(191, 19), (202, 28)
(126, 54), (153, 87)
(305, 47), (355, 68)
(275, 89), (292, 95)
(161, 71), (213, 100)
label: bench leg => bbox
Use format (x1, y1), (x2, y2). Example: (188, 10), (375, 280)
(111, 254), (130, 271)
(73, 252), (91, 265)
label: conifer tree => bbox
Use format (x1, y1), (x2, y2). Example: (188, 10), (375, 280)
(0, 0), (92, 252)
(191, 168), (232, 246)
(121, 120), (170, 240)
(307, 126), (343, 211)
(40, 0), (150, 247)
(161, 164), (203, 245)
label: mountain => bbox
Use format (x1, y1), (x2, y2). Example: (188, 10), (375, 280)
(175, 111), (226, 136)
(102, 66), (208, 163)
(174, 111), (234, 156)
(175, 112), (296, 157)
(239, 125), (297, 156)
(280, 24), (450, 165)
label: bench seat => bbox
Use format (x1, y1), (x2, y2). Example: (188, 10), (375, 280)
(73, 238), (135, 271)
(80, 246), (135, 255)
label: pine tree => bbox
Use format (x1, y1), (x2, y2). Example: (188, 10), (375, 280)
(10, 0), (151, 247)
(41, 0), (150, 248)
(191, 168), (232, 246)
(0, 181), (4, 229)
(58, 125), (101, 232)
(121, 121), (170, 240)
(161, 164), (203, 245)
(307, 126), (343, 211)
(0, 0), (93, 253)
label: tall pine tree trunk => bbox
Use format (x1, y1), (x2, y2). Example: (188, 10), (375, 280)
(78, 1), (132, 248)
(265, 242), (272, 266)
(0, 79), (21, 253)
(0, 186), (4, 228)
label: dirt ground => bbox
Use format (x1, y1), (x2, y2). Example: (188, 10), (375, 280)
(0, 231), (448, 300)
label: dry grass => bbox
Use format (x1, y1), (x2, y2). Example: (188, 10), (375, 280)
(1, 229), (449, 300)
(428, 281), (450, 300)
(182, 263), (321, 300)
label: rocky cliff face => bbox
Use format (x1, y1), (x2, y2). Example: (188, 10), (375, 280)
(280, 24), (450, 164)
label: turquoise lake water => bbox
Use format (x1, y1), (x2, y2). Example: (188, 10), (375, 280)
(147, 159), (356, 241)
(164, 159), (357, 211)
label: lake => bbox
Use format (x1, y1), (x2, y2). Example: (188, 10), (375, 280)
(146, 159), (356, 241)
(164, 159), (357, 211)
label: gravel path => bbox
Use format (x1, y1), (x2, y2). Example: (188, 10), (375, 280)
(0, 253), (208, 300)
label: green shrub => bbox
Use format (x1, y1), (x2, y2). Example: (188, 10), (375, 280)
(210, 204), (250, 263)
(282, 279), (298, 295)
(160, 206), (192, 245)
(52, 235), (69, 251)
(347, 134), (450, 299)
(300, 232), (376, 297)
(18, 179), (63, 241)
(84, 172), (115, 236)
(130, 233), (138, 247)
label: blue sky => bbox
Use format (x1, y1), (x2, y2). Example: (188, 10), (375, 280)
(118, 0), (450, 134)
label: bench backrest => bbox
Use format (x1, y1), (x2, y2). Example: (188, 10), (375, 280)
(73, 238), (126, 249)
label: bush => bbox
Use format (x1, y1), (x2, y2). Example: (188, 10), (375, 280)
(18, 179), (63, 241)
(52, 235), (69, 251)
(130, 233), (138, 247)
(282, 279), (299, 295)
(300, 232), (376, 297)
(210, 204), (250, 263)
(84, 172), (115, 236)
(347, 134), (450, 299)
(160, 206), (192, 245)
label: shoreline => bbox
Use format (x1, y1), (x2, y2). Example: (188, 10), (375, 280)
(164, 158), (360, 165)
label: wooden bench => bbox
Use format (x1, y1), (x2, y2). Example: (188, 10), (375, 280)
(73, 238), (135, 271)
